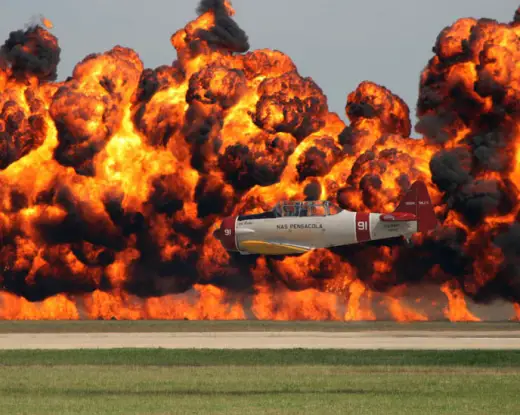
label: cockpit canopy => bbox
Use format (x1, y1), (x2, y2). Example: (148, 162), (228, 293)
(237, 200), (342, 221)
(273, 200), (342, 217)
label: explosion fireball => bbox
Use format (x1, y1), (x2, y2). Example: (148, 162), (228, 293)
(0, 2), (519, 321)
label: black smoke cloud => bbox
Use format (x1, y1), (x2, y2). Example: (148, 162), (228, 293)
(408, 11), (520, 305)
(2, 2), (520, 318)
(195, 0), (250, 53)
(0, 24), (60, 81)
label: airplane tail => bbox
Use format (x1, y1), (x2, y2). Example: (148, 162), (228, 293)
(394, 181), (438, 233)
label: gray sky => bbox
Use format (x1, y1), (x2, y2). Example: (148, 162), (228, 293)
(1, 0), (516, 129)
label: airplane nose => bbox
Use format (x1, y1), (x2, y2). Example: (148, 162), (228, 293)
(213, 216), (238, 251)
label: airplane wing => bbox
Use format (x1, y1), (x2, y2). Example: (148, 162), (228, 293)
(238, 240), (312, 255)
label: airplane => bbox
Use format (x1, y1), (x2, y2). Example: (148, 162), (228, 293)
(213, 180), (438, 255)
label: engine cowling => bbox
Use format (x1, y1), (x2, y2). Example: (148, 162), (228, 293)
(213, 216), (238, 251)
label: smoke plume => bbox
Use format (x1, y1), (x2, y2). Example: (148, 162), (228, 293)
(1, 2), (520, 321)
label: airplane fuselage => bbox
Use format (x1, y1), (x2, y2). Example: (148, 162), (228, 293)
(218, 210), (417, 255)
(214, 181), (437, 256)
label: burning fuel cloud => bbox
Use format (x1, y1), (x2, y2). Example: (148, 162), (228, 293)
(0, 1), (519, 321)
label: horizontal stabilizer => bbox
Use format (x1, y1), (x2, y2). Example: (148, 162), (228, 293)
(380, 212), (417, 222)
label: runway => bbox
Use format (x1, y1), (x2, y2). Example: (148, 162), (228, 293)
(2, 330), (520, 349)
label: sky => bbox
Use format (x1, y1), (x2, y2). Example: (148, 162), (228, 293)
(1, 0), (517, 132)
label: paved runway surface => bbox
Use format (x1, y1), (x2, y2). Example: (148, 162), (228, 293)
(2, 331), (520, 349)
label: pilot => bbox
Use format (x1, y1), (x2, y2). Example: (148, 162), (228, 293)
(274, 203), (283, 217)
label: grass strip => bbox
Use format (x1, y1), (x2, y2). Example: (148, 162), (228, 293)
(1, 348), (519, 367)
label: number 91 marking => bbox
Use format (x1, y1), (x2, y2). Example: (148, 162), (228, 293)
(357, 221), (368, 231)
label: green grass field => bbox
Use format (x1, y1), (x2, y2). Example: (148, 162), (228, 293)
(0, 319), (518, 333)
(1, 349), (519, 415)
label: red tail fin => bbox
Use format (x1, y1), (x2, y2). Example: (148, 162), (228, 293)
(394, 181), (438, 233)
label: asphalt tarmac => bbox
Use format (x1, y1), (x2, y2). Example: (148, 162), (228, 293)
(2, 330), (520, 349)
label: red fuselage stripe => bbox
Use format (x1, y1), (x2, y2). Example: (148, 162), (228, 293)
(355, 212), (370, 242)
(220, 216), (238, 251)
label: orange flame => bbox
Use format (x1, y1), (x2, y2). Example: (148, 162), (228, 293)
(0, 4), (519, 321)
(41, 17), (54, 29)
(440, 282), (480, 322)
(513, 303), (520, 321)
